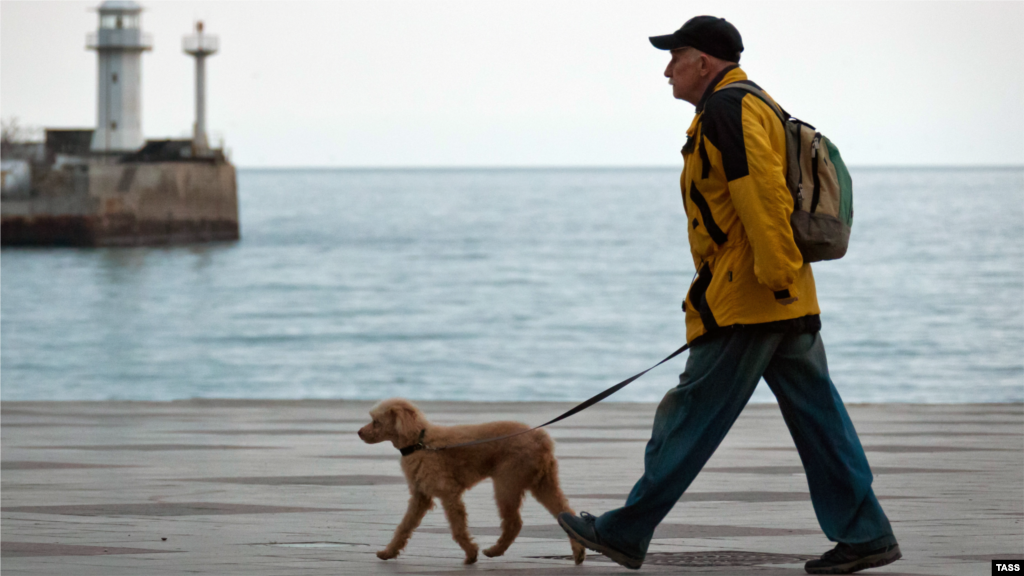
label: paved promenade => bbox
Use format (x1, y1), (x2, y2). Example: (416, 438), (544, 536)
(2, 400), (1021, 575)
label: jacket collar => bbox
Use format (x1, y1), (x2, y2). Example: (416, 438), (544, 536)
(695, 65), (746, 113)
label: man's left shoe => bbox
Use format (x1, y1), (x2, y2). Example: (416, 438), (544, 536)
(805, 542), (901, 574)
(557, 512), (643, 570)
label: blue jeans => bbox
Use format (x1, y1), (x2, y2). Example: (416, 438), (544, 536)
(594, 329), (896, 558)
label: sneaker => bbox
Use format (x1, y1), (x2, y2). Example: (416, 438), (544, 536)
(805, 542), (902, 574)
(557, 511), (643, 570)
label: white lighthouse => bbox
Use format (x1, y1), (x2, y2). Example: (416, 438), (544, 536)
(87, 1), (152, 153)
(183, 21), (218, 156)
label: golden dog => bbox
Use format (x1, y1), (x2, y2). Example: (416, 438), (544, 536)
(358, 398), (586, 565)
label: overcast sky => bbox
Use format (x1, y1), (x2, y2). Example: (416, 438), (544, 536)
(2, 1), (1022, 167)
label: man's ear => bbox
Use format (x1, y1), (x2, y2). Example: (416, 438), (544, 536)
(698, 52), (713, 77)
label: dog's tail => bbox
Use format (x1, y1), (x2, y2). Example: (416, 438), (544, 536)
(531, 456), (587, 564)
(530, 455), (572, 517)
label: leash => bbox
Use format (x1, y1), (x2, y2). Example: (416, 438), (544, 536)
(405, 341), (692, 453)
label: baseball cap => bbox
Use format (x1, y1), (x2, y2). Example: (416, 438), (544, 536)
(649, 16), (743, 63)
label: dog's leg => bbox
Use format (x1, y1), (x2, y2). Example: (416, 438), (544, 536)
(377, 491), (433, 560)
(440, 494), (478, 564)
(530, 465), (587, 565)
(483, 477), (524, 558)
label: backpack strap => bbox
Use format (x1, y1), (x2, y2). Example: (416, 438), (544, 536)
(713, 82), (790, 126)
(710, 83), (802, 211)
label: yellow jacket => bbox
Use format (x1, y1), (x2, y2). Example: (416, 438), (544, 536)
(681, 66), (820, 343)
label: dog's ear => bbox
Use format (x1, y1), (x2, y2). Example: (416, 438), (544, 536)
(390, 404), (404, 436)
(391, 404), (420, 439)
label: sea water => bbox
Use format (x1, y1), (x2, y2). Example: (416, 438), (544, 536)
(2, 167), (1021, 403)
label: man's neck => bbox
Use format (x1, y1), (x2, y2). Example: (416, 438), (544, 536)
(693, 64), (740, 111)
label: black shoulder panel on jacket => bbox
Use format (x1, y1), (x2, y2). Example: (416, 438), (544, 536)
(701, 89), (749, 182)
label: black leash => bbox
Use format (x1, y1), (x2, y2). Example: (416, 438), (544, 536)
(407, 341), (692, 453)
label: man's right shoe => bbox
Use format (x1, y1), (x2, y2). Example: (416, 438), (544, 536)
(557, 511), (643, 570)
(805, 542), (902, 574)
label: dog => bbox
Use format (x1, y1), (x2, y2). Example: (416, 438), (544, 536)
(358, 398), (586, 565)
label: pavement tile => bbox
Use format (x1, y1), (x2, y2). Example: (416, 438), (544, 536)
(184, 474), (407, 486)
(1, 461), (137, 470)
(701, 465), (961, 475)
(2, 502), (350, 516)
(0, 541), (179, 557)
(20, 444), (279, 451)
(419, 523), (819, 539)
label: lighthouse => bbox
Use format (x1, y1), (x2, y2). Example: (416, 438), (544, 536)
(183, 21), (218, 156)
(87, 0), (151, 153)
(2, 2), (239, 248)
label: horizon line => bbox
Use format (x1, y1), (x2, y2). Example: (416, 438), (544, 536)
(235, 164), (1024, 171)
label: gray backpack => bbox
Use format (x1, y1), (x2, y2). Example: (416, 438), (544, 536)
(718, 83), (853, 262)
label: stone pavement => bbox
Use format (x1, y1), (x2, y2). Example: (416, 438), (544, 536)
(1, 400), (1021, 575)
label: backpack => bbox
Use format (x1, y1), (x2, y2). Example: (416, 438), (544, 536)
(717, 83), (853, 262)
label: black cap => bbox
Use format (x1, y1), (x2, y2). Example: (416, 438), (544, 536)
(649, 16), (743, 63)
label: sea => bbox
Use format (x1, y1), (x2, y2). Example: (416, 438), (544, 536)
(2, 167), (1022, 404)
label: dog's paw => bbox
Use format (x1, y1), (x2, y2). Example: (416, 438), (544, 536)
(463, 551), (478, 565)
(377, 549), (398, 560)
(483, 545), (505, 558)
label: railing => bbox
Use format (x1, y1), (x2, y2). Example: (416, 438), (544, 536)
(87, 30), (153, 50)
(182, 35), (219, 54)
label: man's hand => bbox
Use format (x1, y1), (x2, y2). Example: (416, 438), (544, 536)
(774, 289), (798, 306)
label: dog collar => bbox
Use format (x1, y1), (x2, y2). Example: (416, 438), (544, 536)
(399, 429), (427, 457)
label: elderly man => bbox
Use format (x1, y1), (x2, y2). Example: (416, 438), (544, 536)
(558, 16), (901, 575)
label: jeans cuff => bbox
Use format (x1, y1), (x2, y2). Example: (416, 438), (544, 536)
(848, 534), (898, 554)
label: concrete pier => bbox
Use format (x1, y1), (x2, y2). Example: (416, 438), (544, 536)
(2, 400), (1021, 575)
(1, 158), (238, 247)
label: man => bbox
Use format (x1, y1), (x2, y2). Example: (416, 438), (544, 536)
(557, 16), (901, 575)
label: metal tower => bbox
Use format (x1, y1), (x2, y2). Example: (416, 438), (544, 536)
(87, 1), (152, 152)
(183, 21), (219, 156)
